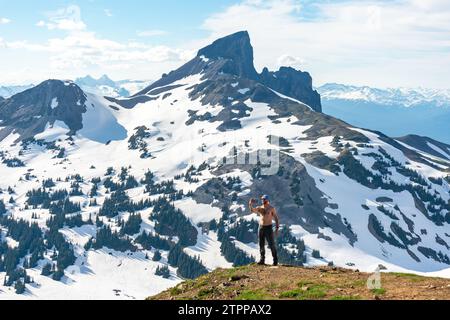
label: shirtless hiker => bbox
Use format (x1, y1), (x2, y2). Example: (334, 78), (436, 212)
(249, 195), (280, 266)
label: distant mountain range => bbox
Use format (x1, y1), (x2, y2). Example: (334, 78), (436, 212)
(74, 75), (153, 98)
(0, 76), (152, 100)
(317, 83), (450, 144)
(0, 84), (35, 99)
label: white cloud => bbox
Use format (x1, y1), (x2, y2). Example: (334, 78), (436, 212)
(411, 0), (450, 11)
(4, 5), (192, 80)
(7, 31), (192, 70)
(0, 18), (11, 24)
(37, 5), (86, 31)
(137, 29), (168, 37)
(201, 0), (450, 88)
(276, 54), (305, 69)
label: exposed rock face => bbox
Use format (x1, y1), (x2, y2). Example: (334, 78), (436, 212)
(0, 80), (87, 142)
(198, 31), (259, 81)
(397, 135), (450, 160)
(260, 66), (322, 112)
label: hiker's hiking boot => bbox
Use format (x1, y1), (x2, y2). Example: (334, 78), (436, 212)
(257, 260), (266, 266)
(273, 261), (278, 267)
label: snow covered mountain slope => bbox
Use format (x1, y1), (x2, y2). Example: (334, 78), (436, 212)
(0, 80), (127, 144)
(318, 83), (450, 144)
(318, 83), (450, 108)
(75, 75), (152, 98)
(397, 135), (450, 161)
(0, 31), (450, 300)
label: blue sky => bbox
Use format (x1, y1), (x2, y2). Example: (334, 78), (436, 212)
(1, 0), (450, 89)
(0, 0), (236, 45)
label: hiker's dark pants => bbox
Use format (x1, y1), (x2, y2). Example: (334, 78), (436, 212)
(259, 225), (278, 263)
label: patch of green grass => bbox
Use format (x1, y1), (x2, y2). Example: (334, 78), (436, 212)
(351, 279), (366, 287)
(182, 279), (194, 288)
(279, 289), (303, 299)
(175, 297), (196, 301)
(197, 288), (216, 299)
(193, 278), (209, 289)
(268, 282), (280, 289)
(391, 272), (425, 282)
(170, 286), (183, 296)
(223, 267), (244, 278)
(280, 284), (330, 300)
(330, 295), (361, 300)
(371, 288), (386, 295)
(235, 290), (272, 300)
(235, 265), (252, 272)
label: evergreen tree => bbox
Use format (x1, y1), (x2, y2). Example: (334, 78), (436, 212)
(152, 198), (197, 246)
(153, 250), (162, 262)
(42, 178), (56, 188)
(168, 245), (208, 279)
(45, 230), (76, 271)
(120, 214), (142, 236)
(0, 200), (6, 215)
(89, 184), (98, 197)
(155, 265), (170, 279)
(141, 170), (155, 185)
(136, 231), (171, 251)
(98, 190), (131, 218)
(95, 216), (104, 228)
(92, 226), (137, 252)
(41, 263), (52, 276)
(14, 279), (25, 294)
(26, 188), (50, 207)
(52, 268), (64, 281)
(220, 239), (254, 267)
(65, 214), (84, 228)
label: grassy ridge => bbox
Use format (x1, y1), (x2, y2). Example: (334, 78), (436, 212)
(149, 264), (450, 301)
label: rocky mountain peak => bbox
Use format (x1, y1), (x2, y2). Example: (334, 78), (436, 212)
(0, 79), (87, 142)
(197, 31), (258, 80)
(134, 31), (322, 113)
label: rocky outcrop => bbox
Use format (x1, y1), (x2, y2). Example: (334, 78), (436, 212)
(0, 80), (87, 142)
(260, 66), (322, 112)
(397, 135), (450, 160)
(198, 31), (259, 81)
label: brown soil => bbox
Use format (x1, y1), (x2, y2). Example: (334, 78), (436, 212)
(149, 264), (450, 300)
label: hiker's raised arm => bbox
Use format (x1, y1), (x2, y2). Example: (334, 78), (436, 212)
(248, 199), (259, 214)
